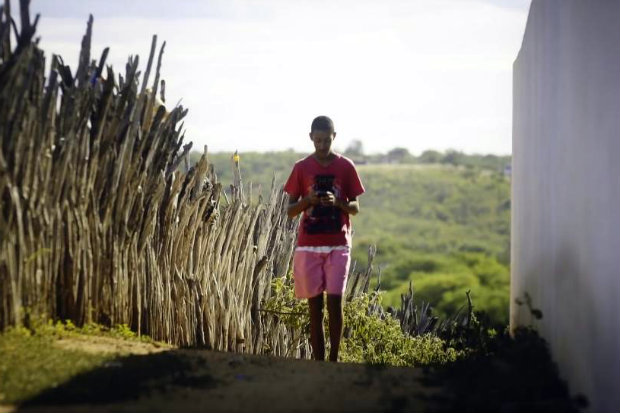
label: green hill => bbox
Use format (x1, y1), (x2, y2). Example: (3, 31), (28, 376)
(192, 151), (511, 325)
(352, 163), (510, 323)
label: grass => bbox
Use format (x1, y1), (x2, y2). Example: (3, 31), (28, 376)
(0, 326), (111, 405)
(0, 320), (167, 405)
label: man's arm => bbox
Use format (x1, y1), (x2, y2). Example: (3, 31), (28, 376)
(336, 197), (360, 216)
(288, 191), (360, 218)
(287, 192), (319, 219)
(320, 192), (360, 216)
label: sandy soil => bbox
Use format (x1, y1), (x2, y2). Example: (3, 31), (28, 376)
(53, 335), (173, 356)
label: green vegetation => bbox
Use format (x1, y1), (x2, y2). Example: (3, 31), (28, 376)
(192, 150), (303, 196)
(198, 149), (511, 325)
(0, 327), (108, 405)
(0, 320), (161, 405)
(352, 163), (510, 325)
(339, 292), (461, 366)
(193, 148), (510, 192)
(0, 317), (170, 405)
(262, 276), (462, 366)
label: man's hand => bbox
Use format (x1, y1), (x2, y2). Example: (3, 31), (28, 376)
(288, 191), (359, 218)
(306, 189), (321, 207)
(319, 191), (336, 207)
(288, 190), (320, 218)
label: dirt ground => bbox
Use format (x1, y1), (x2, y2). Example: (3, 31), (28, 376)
(4, 336), (445, 413)
(1, 334), (583, 413)
(54, 335), (173, 356)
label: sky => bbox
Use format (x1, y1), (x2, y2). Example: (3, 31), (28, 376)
(24, 0), (531, 155)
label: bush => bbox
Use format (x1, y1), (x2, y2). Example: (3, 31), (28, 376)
(262, 276), (309, 332)
(264, 277), (462, 366)
(340, 292), (461, 366)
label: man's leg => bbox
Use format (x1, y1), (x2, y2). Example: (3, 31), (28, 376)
(324, 248), (350, 363)
(308, 293), (325, 361)
(326, 294), (343, 362)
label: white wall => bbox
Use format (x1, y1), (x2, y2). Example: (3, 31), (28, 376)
(511, 1), (620, 412)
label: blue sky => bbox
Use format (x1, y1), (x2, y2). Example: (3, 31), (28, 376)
(26, 0), (531, 155)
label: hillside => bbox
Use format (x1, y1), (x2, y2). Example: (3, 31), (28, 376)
(196, 151), (511, 325)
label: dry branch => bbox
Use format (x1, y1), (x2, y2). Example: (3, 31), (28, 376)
(0, 3), (309, 356)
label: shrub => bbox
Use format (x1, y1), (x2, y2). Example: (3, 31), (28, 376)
(340, 292), (461, 366)
(264, 277), (461, 366)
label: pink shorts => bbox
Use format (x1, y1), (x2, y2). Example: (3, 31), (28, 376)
(293, 248), (351, 299)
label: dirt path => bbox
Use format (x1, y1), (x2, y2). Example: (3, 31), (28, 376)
(3, 334), (582, 413)
(53, 335), (173, 356)
(7, 337), (444, 413)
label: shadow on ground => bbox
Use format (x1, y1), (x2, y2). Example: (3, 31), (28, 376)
(16, 349), (438, 413)
(16, 344), (585, 413)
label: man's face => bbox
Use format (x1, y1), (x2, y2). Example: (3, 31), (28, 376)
(310, 130), (336, 155)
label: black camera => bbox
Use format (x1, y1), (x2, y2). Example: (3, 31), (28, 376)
(314, 175), (334, 197)
(306, 174), (340, 234)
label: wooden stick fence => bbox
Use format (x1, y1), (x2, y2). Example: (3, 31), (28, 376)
(0, 1), (398, 361)
(0, 0), (312, 356)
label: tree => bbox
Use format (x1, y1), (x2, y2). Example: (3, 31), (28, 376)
(441, 149), (464, 166)
(387, 147), (411, 163)
(419, 150), (442, 164)
(345, 140), (365, 157)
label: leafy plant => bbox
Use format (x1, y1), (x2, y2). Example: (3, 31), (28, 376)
(340, 291), (462, 366)
(263, 276), (462, 366)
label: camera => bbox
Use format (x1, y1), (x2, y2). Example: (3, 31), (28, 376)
(314, 175), (334, 198)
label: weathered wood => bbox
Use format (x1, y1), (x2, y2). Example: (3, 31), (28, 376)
(0, 5), (321, 357)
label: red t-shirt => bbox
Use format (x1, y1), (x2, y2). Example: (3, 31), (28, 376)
(283, 153), (365, 247)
